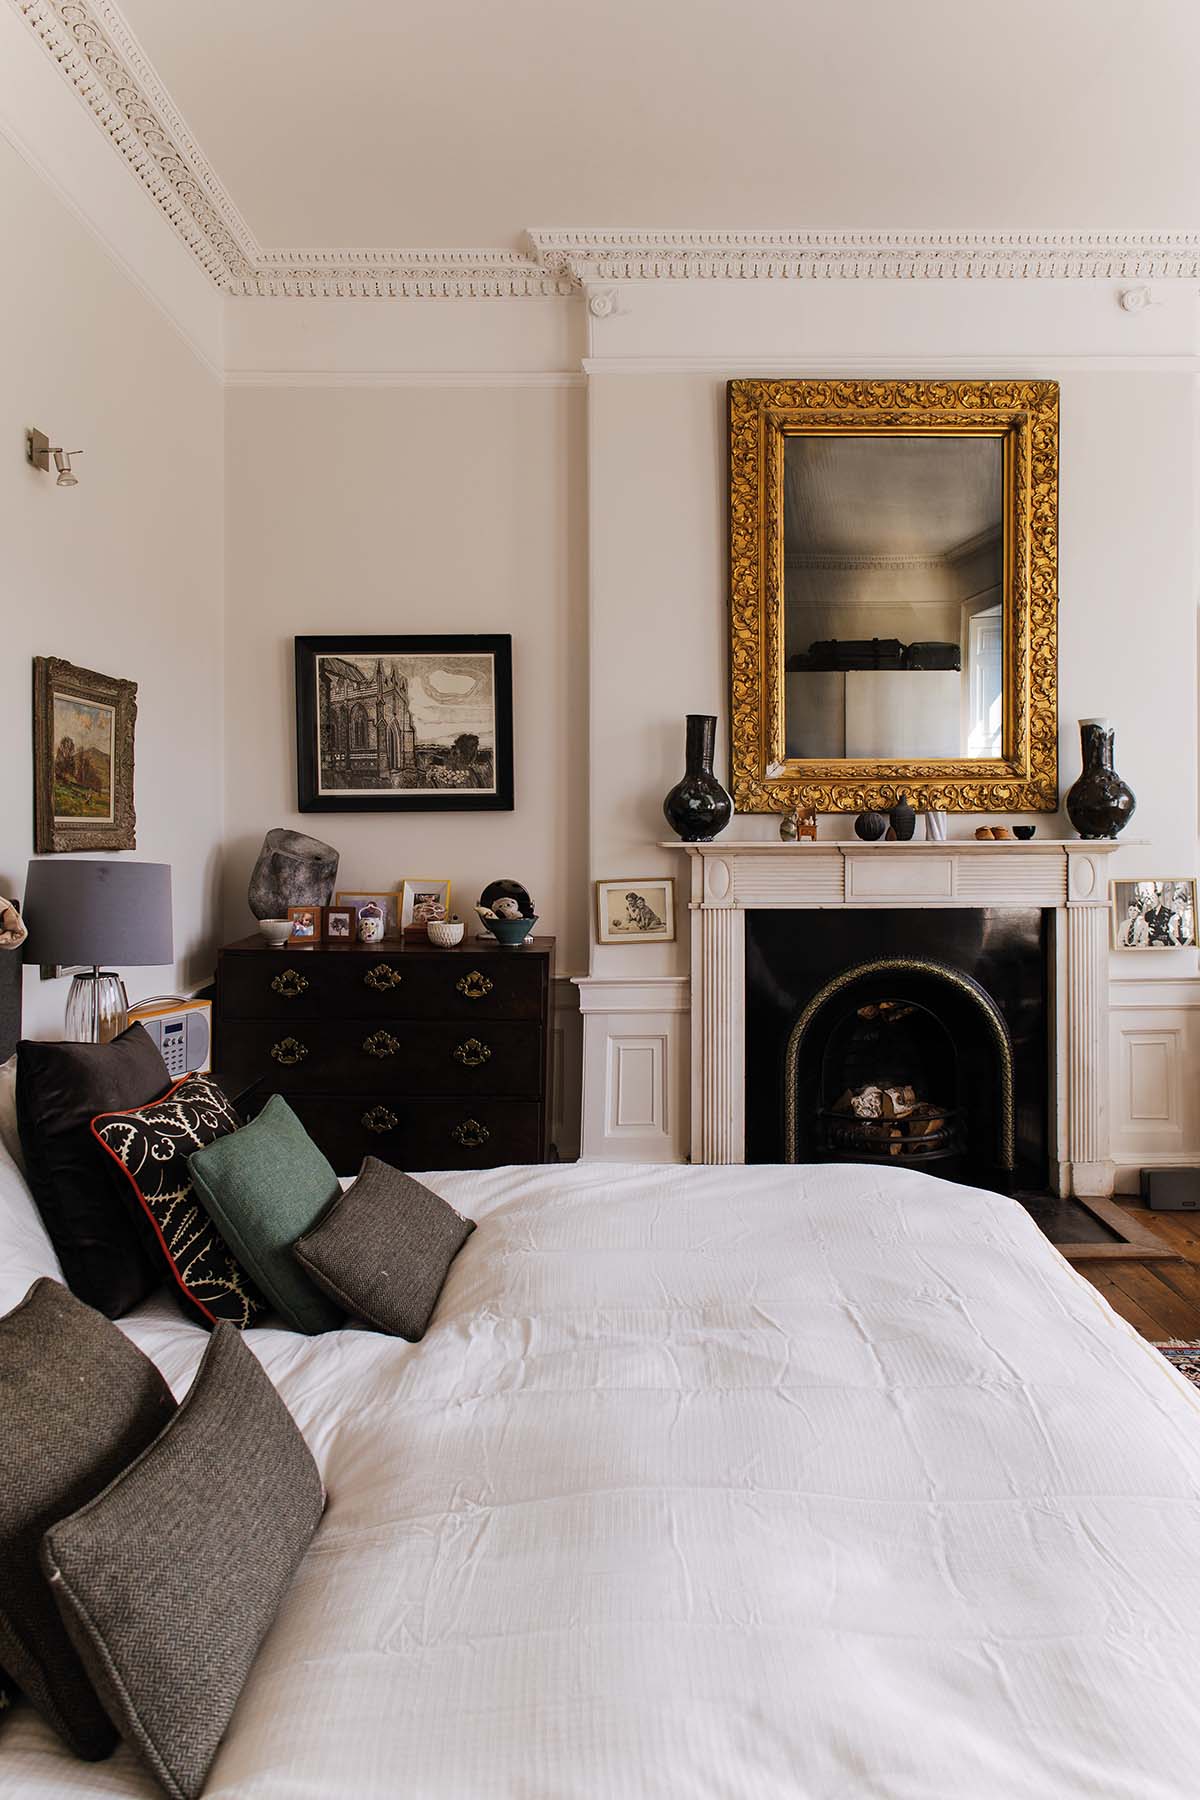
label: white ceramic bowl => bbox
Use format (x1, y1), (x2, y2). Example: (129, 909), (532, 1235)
(258, 918), (293, 948)
(427, 918), (466, 947)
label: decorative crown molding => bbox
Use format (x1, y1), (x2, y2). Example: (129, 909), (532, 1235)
(9, 0), (572, 298)
(527, 227), (1200, 284)
(11, 0), (1200, 299)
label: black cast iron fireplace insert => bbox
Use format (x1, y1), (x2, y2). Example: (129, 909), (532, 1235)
(745, 908), (1050, 1193)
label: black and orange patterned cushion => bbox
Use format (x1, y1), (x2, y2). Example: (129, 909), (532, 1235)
(91, 1075), (265, 1329)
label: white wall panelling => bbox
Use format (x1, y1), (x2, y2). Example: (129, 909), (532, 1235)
(575, 979), (689, 1162)
(1109, 977), (1200, 1192)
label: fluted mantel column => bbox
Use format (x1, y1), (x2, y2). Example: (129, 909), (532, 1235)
(1065, 846), (1115, 1197)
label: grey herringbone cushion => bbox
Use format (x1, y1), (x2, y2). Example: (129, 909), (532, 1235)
(42, 1321), (324, 1800)
(292, 1156), (475, 1339)
(0, 1278), (176, 1758)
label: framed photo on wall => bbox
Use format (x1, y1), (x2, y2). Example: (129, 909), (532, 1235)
(33, 657), (137, 853)
(295, 635), (514, 813)
(595, 878), (676, 945)
(1111, 879), (1197, 949)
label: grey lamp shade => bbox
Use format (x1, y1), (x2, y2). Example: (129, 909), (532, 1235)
(22, 861), (173, 969)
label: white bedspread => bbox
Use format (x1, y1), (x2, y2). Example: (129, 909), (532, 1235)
(4, 1159), (1200, 1799)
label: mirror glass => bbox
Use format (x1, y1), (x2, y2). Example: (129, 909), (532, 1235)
(783, 435), (1004, 761)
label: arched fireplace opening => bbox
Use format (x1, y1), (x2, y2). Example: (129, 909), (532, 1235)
(783, 957), (1016, 1192)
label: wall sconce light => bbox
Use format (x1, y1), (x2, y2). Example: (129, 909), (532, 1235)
(27, 428), (83, 487)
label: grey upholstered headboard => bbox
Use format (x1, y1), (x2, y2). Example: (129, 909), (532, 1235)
(0, 948), (21, 1060)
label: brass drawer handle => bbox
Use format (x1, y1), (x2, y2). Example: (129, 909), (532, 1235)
(364, 964), (403, 993)
(362, 1104), (398, 1135)
(270, 969), (309, 998)
(453, 1037), (492, 1068)
(451, 1118), (489, 1149)
(270, 1037), (308, 1066)
(456, 970), (494, 1001)
(363, 1029), (400, 1059)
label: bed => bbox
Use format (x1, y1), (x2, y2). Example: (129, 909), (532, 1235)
(3, 1144), (1200, 1798)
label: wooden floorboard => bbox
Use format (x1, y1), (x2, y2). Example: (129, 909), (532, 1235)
(1073, 1200), (1200, 1342)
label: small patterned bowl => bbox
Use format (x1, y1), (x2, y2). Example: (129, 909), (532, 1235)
(258, 919), (293, 948)
(427, 918), (466, 947)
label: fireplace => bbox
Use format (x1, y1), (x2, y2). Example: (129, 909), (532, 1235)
(746, 908), (1049, 1192)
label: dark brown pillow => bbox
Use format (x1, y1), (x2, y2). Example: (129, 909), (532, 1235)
(292, 1156), (475, 1339)
(0, 1278), (176, 1758)
(15, 1024), (170, 1316)
(43, 1322), (325, 1800)
(91, 1074), (266, 1330)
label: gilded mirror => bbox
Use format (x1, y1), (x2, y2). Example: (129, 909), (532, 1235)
(729, 379), (1059, 813)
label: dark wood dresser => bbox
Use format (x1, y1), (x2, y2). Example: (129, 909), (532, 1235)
(215, 935), (556, 1174)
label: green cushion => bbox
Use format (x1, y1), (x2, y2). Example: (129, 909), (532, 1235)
(187, 1097), (343, 1334)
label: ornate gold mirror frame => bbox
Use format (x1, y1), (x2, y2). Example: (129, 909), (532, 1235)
(729, 378), (1059, 814)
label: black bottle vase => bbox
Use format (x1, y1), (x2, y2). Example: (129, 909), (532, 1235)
(1065, 718), (1136, 839)
(663, 715), (732, 843)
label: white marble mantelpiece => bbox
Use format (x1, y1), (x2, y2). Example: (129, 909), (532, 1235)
(664, 837), (1129, 1196)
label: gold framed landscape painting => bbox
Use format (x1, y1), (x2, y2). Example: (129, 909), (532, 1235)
(33, 657), (137, 853)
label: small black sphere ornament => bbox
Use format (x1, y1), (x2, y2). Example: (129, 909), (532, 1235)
(1065, 718), (1136, 839)
(662, 714), (732, 843)
(854, 810), (888, 841)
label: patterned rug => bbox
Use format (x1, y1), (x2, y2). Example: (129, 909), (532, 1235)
(1156, 1343), (1200, 1388)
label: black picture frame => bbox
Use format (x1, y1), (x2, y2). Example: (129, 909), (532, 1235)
(295, 634), (514, 814)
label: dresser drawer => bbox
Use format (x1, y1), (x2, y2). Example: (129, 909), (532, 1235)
(219, 949), (545, 1022)
(220, 1019), (543, 1099)
(284, 1095), (544, 1175)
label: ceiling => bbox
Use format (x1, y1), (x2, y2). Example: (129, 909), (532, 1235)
(109, 0), (1200, 252)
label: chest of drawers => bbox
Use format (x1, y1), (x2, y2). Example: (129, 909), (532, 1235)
(215, 935), (555, 1174)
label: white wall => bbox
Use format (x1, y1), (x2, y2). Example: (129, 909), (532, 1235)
(579, 278), (1200, 1161)
(222, 381), (589, 976)
(0, 136), (225, 1039)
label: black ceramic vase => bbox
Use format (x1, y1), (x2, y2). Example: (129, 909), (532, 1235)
(855, 810), (888, 841)
(1065, 718), (1136, 840)
(888, 794), (916, 841)
(663, 715), (732, 843)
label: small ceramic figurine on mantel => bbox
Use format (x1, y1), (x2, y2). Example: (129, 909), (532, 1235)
(779, 807), (817, 842)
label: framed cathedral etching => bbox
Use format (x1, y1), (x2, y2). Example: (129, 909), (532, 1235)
(294, 635), (514, 813)
(728, 378), (1059, 815)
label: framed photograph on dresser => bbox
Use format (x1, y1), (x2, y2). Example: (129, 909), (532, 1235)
(295, 634), (514, 813)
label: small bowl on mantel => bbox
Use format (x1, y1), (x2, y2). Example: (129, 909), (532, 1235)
(1013, 825), (1037, 841)
(258, 918), (293, 948)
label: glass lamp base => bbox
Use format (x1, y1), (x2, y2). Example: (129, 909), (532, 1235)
(64, 971), (129, 1044)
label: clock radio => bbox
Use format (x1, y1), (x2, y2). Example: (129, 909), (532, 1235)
(127, 996), (211, 1080)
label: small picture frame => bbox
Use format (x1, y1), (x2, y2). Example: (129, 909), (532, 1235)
(401, 878), (452, 937)
(595, 878), (676, 945)
(325, 906), (357, 943)
(1111, 879), (1197, 949)
(334, 891), (400, 936)
(287, 905), (324, 943)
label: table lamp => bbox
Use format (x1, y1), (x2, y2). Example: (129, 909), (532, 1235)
(22, 860), (173, 1042)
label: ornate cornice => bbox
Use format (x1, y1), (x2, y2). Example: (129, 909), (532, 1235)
(9, 0), (571, 297)
(528, 228), (1200, 284)
(11, 0), (1200, 299)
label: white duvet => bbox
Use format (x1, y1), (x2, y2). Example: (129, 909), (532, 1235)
(3, 1155), (1200, 1799)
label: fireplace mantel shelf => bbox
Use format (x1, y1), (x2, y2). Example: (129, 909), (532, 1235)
(661, 838), (1138, 853)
